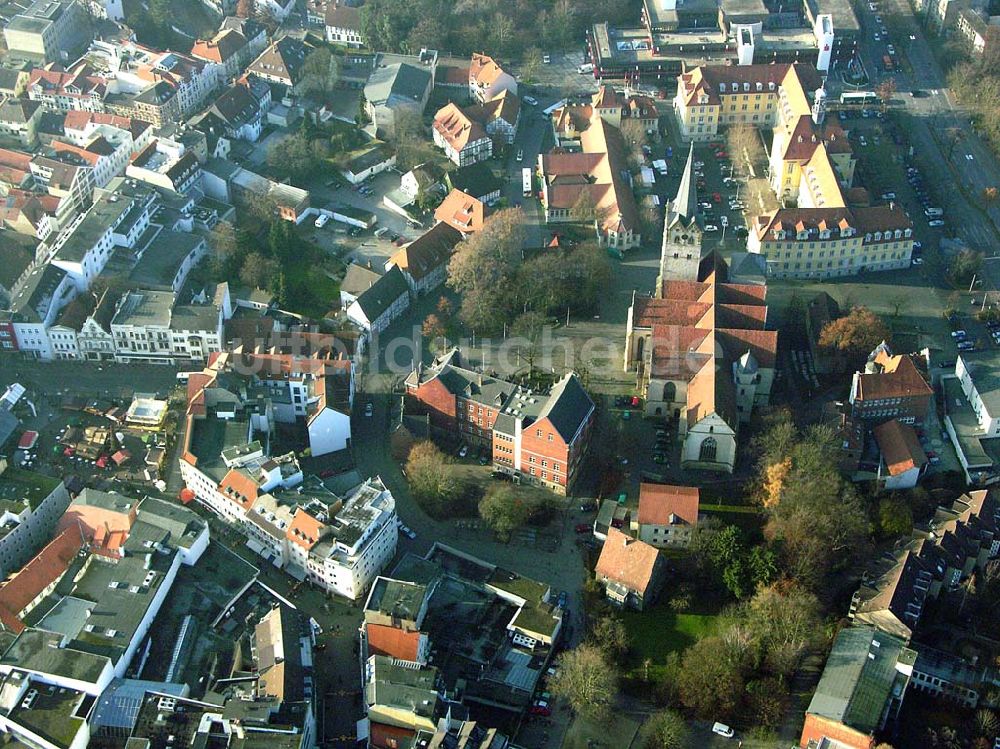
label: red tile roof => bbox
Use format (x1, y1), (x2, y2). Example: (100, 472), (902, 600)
(637, 484), (700, 526)
(855, 351), (932, 402)
(874, 419), (927, 476)
(432, 102), (487, 152)
(366, 623), (421, 661)
(595, 528), (661, 595)
(0, 527), (84, 633)
(434, 189), (485, 234)
(219, 469), (258, 511)
(286, 508), (325, 551)
(469, 53), (506, 88)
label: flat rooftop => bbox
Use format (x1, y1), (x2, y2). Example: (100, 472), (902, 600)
(0, 466), (60, 510)
(805, 0), (859, 31)
(8, 682), (87, 749)
(1, 628), (110, 685)
(188, 411), (252, 482)
(643, 0), (719, 29)
(52, 194), (133, 263)
(959, 351), (1000, 416)
(170, 302), (218, 333)
(129, 230), (203, 288)
(112, 290), (174, 328)
(366, 577), (426, 621)
(943, 376), (996, 469)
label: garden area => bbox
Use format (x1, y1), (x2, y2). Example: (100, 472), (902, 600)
(205, 216), (345, 320)
(619, 606), (720, 679)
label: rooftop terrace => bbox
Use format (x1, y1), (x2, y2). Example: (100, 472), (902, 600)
(0, 466), (61, 510)
(8, 682), (88, 749)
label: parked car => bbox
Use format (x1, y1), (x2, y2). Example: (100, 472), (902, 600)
(575, 523), (592, 534)
(951, 330), (967, 338)
(712, 723), (735, 738)
(704, 224), (720, 232)
(364, 402), (374, 417)
(530, 704), (551, 717)
(928, 219), (946, 227)
(314, 213), (330, 228)
(400, 524), (417, 540)
(523, 95), (538, 106)
(712, 192), (722, 203)
(516, 149), (524, 162)
(458, 445), (468, 458)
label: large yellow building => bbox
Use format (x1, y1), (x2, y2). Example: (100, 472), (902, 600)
(674, 61), (914, 279)
(673, 62), (821, 140)
(748, 207), (914, 278)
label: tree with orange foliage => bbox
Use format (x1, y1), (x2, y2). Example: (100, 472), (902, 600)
(818, 306), (890, 368)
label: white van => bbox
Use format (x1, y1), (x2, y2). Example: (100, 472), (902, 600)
(924, 207), (943, 217)
(712, 722), (735, 738)
(176, 372), (190, 384)
(578, 63), (594, 74)
(374, 227), (390, 238)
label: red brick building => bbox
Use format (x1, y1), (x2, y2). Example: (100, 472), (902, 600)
(0, 313), (18, 352)
(849, 342), (932, 426)
(405, 349), (595, 494)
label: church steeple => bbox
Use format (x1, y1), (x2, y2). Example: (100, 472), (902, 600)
(672, 142), (698, 223)
(657, 142), (705, 291)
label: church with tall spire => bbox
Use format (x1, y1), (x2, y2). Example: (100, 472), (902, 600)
(657, 142), (706, 291)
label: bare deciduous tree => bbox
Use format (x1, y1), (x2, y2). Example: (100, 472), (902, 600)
(549, 644), (618, 720)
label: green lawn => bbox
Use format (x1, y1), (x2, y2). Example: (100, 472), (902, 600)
(282, 248), (343, 318)
(620, 606), (720, 668)
(563, 711), (641, 749)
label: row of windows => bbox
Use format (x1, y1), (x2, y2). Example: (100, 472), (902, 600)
(775, 254), (906, 270)
(765, 244), (907, 258)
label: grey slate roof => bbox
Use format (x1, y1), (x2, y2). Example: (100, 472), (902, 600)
(364, 63), (431, 107)
(354, 265), (408, 323)
(535, 373), (594, 442)
(0, 408), (18, 450)
(341, 262), (383, 297)
(0, 98), (40, 124)
(447, 161), (502, 201)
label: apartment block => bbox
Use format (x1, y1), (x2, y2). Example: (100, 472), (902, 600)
(3, 0), (92, 64)
(110, 286), (228, 365)
(405, 349), (595, 494)
(46, 181), (156, 292)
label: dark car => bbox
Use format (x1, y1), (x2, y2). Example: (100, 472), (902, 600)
(575, 523), (592, 534)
